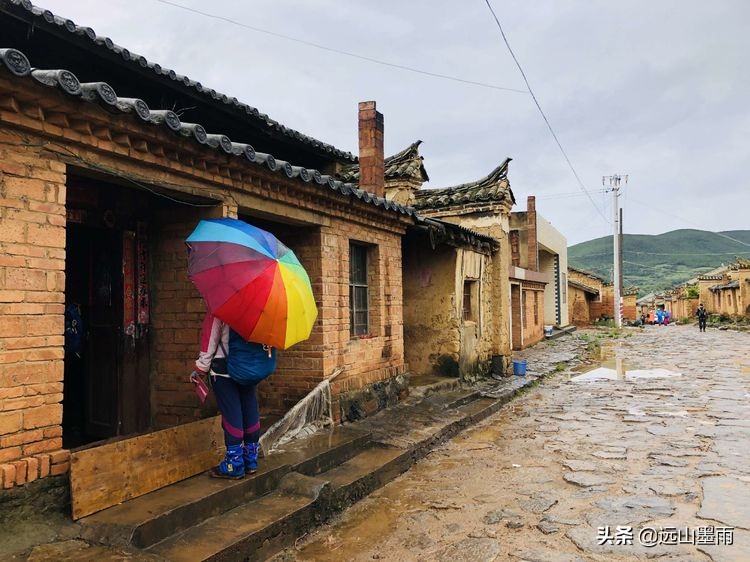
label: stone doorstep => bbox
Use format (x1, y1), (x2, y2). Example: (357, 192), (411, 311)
(407, 374), (462, 399)
(76, 427), (372, 550)
(546, 325), (578, 340)
(76, 367), (552, 561)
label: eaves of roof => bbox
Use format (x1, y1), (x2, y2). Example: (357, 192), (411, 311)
(567, 279), (599, 296)
(413, 158), (515, 210)
(0, 48), (416, 219)
(568, 265), (606, 283)
(710, 280), (740, 291)
(0, 0), (357, 163)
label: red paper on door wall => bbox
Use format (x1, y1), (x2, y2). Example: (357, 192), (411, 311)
(136, 223), (150, 325)
(122, 231), (136, 336)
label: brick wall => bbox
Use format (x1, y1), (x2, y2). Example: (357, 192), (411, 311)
(323, 219), (406, 420)
(0, 132), (71, 488)
(0, 75), (410, 490)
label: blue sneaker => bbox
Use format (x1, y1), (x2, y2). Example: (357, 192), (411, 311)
(210, 444), (245, 479)
(243, 442), (259, 474)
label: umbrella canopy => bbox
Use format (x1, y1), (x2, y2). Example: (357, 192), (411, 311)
(186, 218), (317, 350)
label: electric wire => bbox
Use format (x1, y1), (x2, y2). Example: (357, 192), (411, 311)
(153, 0), (527, 94)
(481, 0), (609, 225)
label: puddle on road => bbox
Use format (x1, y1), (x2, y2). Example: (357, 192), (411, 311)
(570, 356), (682, 382)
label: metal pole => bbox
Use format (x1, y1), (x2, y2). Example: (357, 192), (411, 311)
(619, 207), (624, 322)
(613, 184), (621, 327)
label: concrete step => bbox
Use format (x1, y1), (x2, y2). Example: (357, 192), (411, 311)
(323, 443), (408, 505)
(147, 444), (408, 562)
(78, 426), (371, 549)
(147, 472), (327, 562)
(408, 374), (461, 398)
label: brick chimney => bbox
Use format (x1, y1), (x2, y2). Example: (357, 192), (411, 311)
(358, 101), (384, 197)
(527, 195), (538, 271)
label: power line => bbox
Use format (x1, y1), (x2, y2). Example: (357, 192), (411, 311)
(481, 0), (609, 225)
(627, 196), (750, 248)
(153, 0), (528, 94)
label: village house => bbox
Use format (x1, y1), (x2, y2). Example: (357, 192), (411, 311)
(698, 259), (750, 317)
(507, 196), (568, 349)
(567, 266), (610, 324)
(0, 2), (424, 498)
(338, 141), (513, 379)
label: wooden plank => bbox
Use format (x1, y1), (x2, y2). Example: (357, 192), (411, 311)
(70, 416), (224, 520)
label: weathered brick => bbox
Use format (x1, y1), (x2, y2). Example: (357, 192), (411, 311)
(0, 396), (45, 412)
(26, 223), (65, 248)
(50, 460), (69, 476)
(22, 403), (62, 430)
(37, 453), (50, 478)
(3, 177), (47, 201)
(0, 446), (21, 463)
(23, 437), (61, 456)
(0, 220), (25, 243)
(48, 449), (70, 464)
(0, 411), (22, 435)
(12, 459), (26, 485)
(1, 463), (16, 488)
(24, 456), (38, 482)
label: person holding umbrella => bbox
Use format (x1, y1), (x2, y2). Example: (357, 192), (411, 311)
(187, 218), (318, 479)
(194, 313), (275, 479)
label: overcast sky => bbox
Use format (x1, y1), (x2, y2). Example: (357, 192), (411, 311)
(40, 0), (750, 245)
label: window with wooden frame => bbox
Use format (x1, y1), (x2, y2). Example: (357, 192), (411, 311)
(534, 291), (539, 324)
(463, 279), (479, 322)
(349, 243), (369, 336)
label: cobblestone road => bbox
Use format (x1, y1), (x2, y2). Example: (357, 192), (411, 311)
(290, 325), (750, 562)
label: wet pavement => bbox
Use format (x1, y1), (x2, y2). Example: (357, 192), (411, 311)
(286, 326), (750, 561)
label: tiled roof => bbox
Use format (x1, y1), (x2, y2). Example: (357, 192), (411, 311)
(0, 0), (356, 163)
(338, 140), (429, 183)
(567, 279), (599, 296)
(416, 216), (497, 254)
(568, 265), (606, 283)
(413, 158), (515, 209)
(0, 47), (416, 218)
(710, 280), (739, 291)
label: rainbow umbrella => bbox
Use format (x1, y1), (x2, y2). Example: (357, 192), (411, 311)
(185, 218), (317, 350)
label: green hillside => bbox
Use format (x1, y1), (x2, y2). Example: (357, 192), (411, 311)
(568, 229), (750, 296)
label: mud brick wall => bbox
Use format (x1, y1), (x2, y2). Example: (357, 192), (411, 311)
(622, 293), (638, 322)
(0, 134), (71, 488)
(568, 286), (592, 326)
(402, 237), (459, 377)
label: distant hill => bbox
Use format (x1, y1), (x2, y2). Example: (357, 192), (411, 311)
(568, 229), (750, 296)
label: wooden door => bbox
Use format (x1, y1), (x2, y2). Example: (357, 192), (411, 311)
(85, 229), (122, 439)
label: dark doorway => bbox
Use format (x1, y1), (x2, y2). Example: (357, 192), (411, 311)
(63, 178), (152, 448)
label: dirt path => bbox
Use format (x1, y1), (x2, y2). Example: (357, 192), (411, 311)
(285, 326), (750, 562)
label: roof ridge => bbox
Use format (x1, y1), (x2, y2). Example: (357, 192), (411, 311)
(0, 47), (417, 219)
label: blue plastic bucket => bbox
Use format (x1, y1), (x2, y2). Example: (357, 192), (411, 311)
(513, 359), (527, 376)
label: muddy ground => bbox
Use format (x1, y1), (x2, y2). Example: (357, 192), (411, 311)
(285, 325), (750, 562)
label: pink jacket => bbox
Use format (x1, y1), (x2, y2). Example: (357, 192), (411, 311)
(195, 312), (229, 374)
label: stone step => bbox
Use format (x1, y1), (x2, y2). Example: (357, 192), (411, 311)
(147, 444), (408, 562)
(408, 374), (461, 398)
(78, 426), (371, 549)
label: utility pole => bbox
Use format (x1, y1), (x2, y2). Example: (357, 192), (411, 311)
(603, 174), (627, 327)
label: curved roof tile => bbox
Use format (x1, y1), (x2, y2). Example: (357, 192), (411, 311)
(0, 47), (415, 219)
(413, 158), (515, 209)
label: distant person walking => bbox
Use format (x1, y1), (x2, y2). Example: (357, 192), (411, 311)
(696, 303), (708, 332)
(656, 308), (664, 326)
